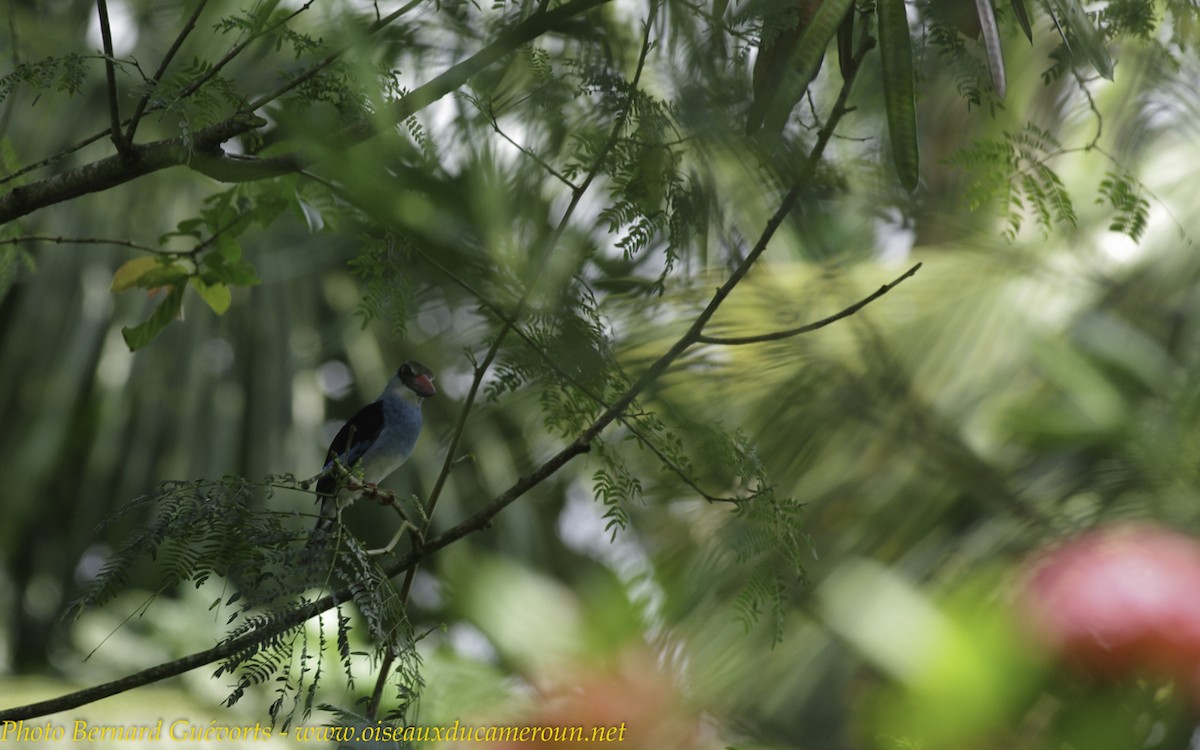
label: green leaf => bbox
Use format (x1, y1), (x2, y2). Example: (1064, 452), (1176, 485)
(202, 252), (261, 286)
(121, 285), (185, 351)
(1010, 0), (1034, 42)
(111, 256), (161, 292)
(877, 0), (920, 191)
(190, 277), (232, 315)
(1046, 0), (1114, 80)
(751, 0), (857, 138)
(297, 198), (324, 233)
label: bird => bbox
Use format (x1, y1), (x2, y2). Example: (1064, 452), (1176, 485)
(304, 360), (436, 558)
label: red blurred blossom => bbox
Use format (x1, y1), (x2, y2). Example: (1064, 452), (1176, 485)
(1020, 524), (1200, 686)
(469, 648), (706, 750)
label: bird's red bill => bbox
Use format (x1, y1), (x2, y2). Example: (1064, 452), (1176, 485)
(413, 374), (436, 397)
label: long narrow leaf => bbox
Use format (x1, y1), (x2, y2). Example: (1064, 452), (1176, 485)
(877, 0), (919, 191)
(836, 4), (856, 80)
(750, 0), (857, 138)
(975, 0), (1006, 98)
(1010, 0), (1034, 42)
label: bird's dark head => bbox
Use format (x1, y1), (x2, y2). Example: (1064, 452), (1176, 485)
(397, 360), (436, 398)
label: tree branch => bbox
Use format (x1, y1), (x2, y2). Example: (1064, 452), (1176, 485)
(0, 0), (614, 221)
(695, 262), (922, 345)
(0, 114), (265, 225)
(95, 0), (128, 154)
(0, 2), (875, 723)
(0, 235), (166, 254)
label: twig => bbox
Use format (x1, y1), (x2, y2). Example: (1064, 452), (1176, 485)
(124, 0), (210, 144)
(695, 262), (922, 345)
(0, 234), (165, 254)
(242, 0), (425, 114)
(484, 106), (578, 190)
(95, 0), (128, 155)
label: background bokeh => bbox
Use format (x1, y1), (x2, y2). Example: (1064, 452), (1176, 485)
(3, 1), (1200, 748)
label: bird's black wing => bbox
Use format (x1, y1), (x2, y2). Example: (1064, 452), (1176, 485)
(316, 399), (386, 496)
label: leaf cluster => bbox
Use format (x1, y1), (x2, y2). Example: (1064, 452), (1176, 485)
(69, 473), (420, 728)
(0, 53), (86, 105)
(950, 123), (1077, 238)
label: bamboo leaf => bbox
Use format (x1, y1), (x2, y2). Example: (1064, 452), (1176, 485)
(877, 0), (920, 191)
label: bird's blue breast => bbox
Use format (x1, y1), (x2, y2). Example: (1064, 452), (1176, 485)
(357, 395), (423, 483)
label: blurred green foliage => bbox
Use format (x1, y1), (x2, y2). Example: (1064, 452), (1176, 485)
(2, 0), (1200, 748)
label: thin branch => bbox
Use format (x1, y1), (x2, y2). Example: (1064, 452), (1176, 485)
(95, 0), (129, 154)
(124, 0), (210, 144)
(0, 129), (111, 189)
(170, 2), (317, 108)
(242, 0), (425, 114)
(0, 235), (166, 254)
(695, 262), (922, 345)
(414, 246), (751, 505)
(485, 106), (578, 190)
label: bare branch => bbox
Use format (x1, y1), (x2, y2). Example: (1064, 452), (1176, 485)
(0, 234), (166, 254)
(95, 0), (128, 154)
(695, 262), (923, 345)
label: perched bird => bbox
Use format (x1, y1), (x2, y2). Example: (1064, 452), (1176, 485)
(305, 360), (436, 556)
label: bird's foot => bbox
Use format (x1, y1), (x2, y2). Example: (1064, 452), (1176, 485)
(363, 483), (398, 505)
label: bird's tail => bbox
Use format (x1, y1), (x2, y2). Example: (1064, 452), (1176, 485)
(300, 485), (337, 562)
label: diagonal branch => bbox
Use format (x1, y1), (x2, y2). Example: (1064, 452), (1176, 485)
(124, 0), (210, 144)
(696, 261), (922, 345)
(0, 7), (877, 724)
(0, 114), (264, 225)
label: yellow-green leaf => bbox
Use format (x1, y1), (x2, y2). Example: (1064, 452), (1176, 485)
(189, 277), (232, 315)
(110, 256), (161, 292)
(877, 0), (920, 191)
